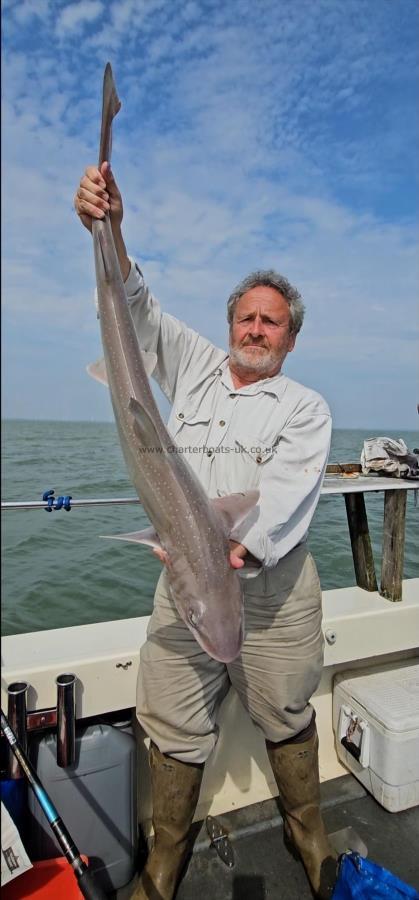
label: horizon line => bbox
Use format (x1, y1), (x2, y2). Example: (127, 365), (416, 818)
(1, 417), (417, 432)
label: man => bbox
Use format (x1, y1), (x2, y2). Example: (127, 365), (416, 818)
(75, 163), (337, 899)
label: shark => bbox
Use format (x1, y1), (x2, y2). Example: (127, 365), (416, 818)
(88, 64), (259, 663)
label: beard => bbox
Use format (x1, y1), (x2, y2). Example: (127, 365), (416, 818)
(229, 342), (284, 378)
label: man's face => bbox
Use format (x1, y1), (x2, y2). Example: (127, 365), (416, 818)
(229, 286), (296, 380)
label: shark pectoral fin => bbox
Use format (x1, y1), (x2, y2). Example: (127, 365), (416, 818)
(101, 526), (162, 549)
(141, 350), (158, 376)
(210, 489), (260, 534)
(87, 357), (109, 386)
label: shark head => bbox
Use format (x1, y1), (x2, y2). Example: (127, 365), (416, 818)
(100, 489), (259, 664)
(168, 554), (245, 663)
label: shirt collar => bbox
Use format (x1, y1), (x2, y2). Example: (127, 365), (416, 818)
(218, 357), (288, 401)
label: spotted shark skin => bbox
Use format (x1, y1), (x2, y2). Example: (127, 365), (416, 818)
(88, 64), (258, 662)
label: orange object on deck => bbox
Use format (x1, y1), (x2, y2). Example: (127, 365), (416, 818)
(2, 856), (89, 899)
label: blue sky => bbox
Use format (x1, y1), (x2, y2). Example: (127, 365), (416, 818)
(2, 0), (418, 429)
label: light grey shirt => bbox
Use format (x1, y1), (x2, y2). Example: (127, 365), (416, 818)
(123, 260), (332, 568)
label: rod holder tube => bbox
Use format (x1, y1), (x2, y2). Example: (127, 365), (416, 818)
(56, 673), (76, 768)
(7, 682), (29, 779)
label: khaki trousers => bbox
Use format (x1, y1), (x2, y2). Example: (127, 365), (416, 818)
(136, 543), (324, 764)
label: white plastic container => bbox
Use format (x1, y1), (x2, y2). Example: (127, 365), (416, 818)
(27, 719), (138, 891)
(332, 661), (419, 812)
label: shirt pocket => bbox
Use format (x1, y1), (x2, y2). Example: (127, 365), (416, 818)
(233, 431), (277, 486)
(169, 395), (212, 446)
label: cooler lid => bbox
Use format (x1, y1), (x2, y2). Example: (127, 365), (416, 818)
(337, 665), (419, 732)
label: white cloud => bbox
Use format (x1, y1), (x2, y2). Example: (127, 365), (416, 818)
(14, 0), (51, 24)
(56, 0), (103, 34)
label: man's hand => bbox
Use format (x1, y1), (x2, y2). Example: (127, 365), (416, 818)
(229, 541), (248, 569)
(152, 547), (171, 567)
(152, 541), (248, 570)
(74, 162), (130, 280)
(74, 162), (123, 233)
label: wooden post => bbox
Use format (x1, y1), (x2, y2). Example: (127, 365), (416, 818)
(380, 490), (407, 601)
(344, 492), (378, 592)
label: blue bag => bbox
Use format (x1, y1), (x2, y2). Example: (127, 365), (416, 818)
(332, 852), (419, 899)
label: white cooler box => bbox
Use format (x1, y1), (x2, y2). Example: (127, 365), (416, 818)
(333, 661), (419, 813)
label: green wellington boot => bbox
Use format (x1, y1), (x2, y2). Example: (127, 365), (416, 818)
(266, 725), (338, 899)
(131, 743), (204, 900)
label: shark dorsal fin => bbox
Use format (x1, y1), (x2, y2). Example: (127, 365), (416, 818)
(87, 357), (109, 385)
(138, 351), (158, 377)
(128, 396), (163, 447)
(87, 351), (157, 387)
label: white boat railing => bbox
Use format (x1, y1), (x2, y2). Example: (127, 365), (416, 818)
(2, 475), (418, 602)
(2, 473), (418, 510)
(1, 497), (142, 510)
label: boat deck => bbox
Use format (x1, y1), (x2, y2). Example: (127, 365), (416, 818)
(116, 774), (419, 899)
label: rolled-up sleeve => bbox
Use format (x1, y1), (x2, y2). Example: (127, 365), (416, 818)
(231, 401), (332, 567)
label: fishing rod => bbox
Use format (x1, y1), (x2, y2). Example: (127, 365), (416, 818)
(1, 710), (107, 900)
(1, 496), (141, 511)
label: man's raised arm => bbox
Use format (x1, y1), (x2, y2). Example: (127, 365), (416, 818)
(74, 163), (225, 404)
(74, 161), (131, 282)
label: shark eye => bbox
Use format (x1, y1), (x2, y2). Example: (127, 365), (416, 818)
(188, 609), (198, 628)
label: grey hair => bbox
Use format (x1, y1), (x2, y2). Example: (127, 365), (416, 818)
(227, 269), (305, 335)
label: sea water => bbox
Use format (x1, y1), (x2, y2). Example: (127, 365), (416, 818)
(1, 420), (418, 636)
